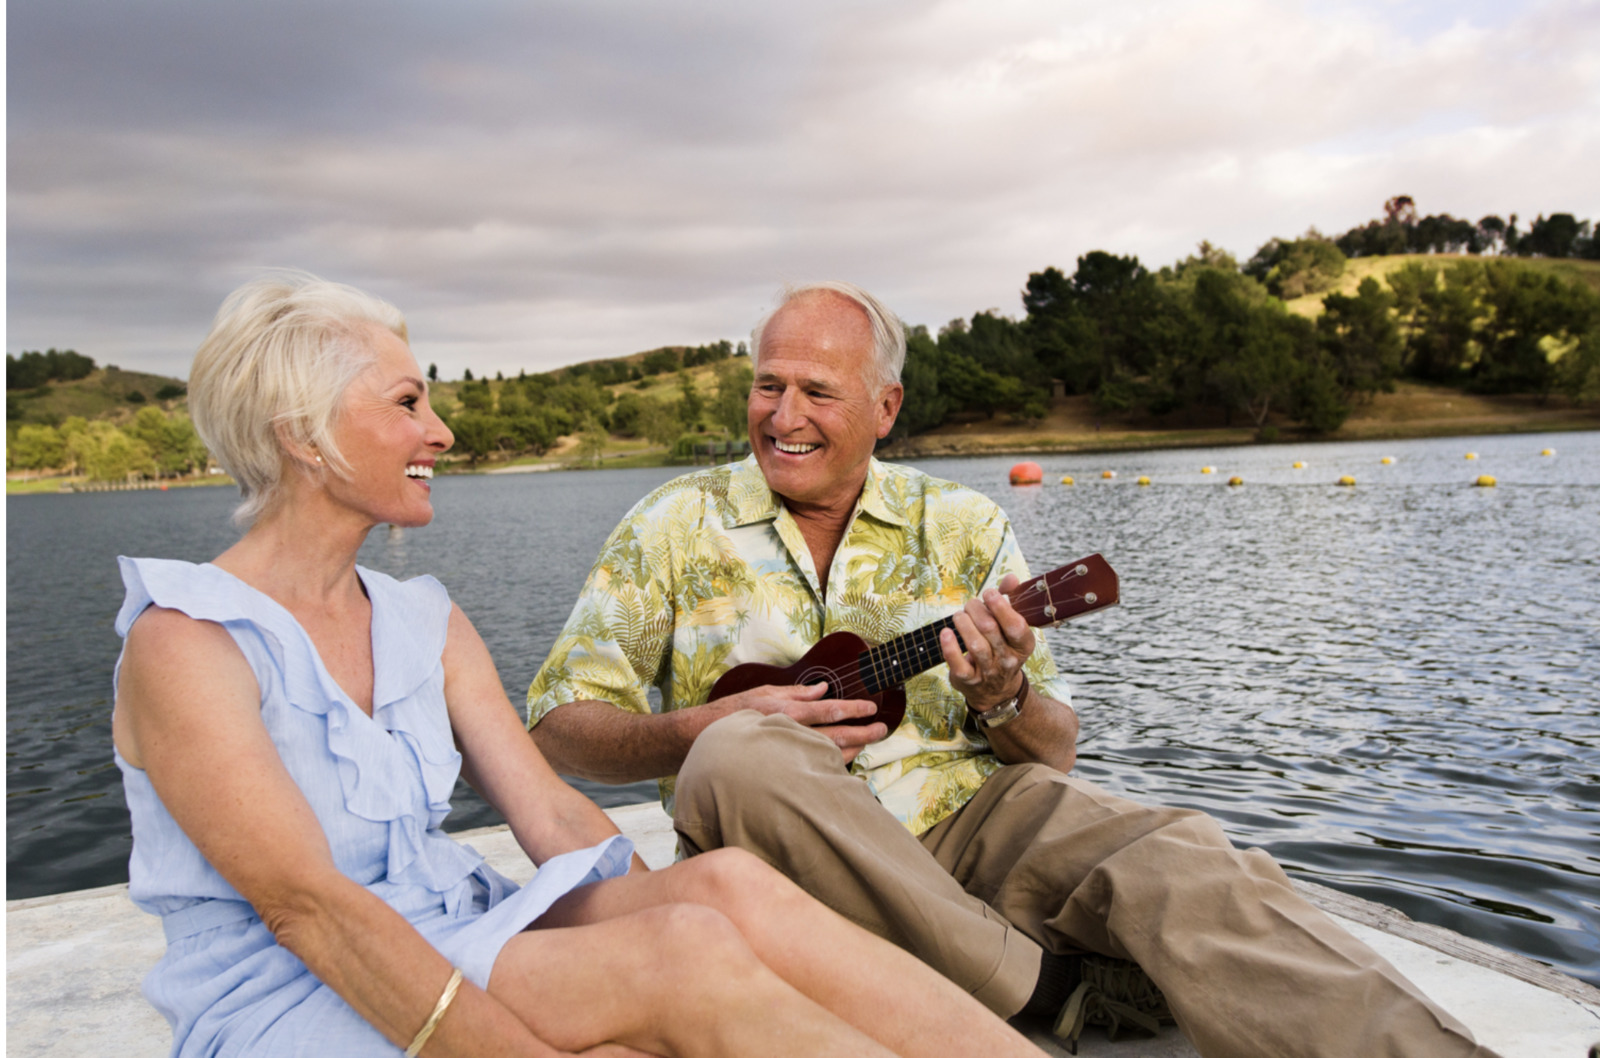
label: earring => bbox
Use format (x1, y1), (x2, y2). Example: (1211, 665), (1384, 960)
(314, 454), (324, 464)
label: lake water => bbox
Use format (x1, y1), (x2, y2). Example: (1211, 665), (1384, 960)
(8, 431), (1599, 988)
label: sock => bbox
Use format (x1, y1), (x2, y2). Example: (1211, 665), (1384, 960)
(1023, 952), (1082, 1017)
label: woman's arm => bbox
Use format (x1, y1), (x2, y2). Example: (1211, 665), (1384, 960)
(440, 605), (649, 873)
(116, 606), (568, 1057)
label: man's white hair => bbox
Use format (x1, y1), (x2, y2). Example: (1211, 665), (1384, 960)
(749, 281), (906, 391)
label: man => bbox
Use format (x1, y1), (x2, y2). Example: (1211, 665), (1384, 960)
(527, 282), (1495, 1058)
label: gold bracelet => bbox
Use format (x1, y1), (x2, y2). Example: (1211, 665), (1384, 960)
(405, 966), (463, 1058)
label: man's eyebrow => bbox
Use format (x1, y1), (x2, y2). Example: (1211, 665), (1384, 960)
(753, 371), (837, 391)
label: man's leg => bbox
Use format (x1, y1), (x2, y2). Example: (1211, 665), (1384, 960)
(923, 762), (1495, 1058)
(673, 710), (1042, 1016)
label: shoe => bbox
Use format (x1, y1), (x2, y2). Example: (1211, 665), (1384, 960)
(1052, 955), (1174, 1054)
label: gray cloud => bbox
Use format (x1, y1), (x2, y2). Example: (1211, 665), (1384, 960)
(8, 0), (1598, 379)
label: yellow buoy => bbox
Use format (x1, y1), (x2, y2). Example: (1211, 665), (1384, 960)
(1380, 456), (1394, 465)
(1465, 452), (1477, 460)
(1060, 475), (1075, 486)
(1542, 448), (1555, 456)
(1475, 475), (1497, 487)
(1201, 466), (1215, 474)
(1337, 475), (1356, 487)
(1228, 476), (1243, 486)
(1137, 476), (1151, 486)
(1102, 470), (1116, 479)
(1292, 461), (1306, 469)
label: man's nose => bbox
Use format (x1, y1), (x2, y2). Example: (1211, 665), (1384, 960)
(771, 387), (807, 431)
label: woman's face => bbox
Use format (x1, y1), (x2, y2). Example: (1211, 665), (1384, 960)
(321, 323), (454, 529)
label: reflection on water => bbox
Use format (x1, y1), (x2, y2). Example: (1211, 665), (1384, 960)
(8, 434), (1598, 987)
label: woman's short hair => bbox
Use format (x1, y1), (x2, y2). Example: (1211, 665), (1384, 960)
(749, 281), (906, 391)
(188, 272), (407, 526)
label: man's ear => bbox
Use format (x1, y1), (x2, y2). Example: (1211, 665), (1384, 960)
(875, 383), (904, 439)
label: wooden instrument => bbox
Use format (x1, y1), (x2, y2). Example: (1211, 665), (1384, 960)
(706, 553), (1119, 731)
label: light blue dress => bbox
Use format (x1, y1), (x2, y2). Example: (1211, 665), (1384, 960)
(114, 557), (632, 1057)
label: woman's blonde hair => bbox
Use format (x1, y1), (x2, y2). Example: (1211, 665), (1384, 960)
(189, 271), (408, 526)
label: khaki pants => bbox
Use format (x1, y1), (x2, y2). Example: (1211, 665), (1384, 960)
(674, 711), (1493, 1058)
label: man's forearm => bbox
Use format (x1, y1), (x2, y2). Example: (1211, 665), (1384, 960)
(983, 686), (1078, 773)
(530, 699), (734, 784)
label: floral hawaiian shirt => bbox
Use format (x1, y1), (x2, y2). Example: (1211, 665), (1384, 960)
(527, 456), (1071, 835)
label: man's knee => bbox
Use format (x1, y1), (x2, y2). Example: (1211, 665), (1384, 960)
(678, 709), (832, 808)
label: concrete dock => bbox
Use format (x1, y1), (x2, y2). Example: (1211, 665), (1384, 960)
(8, 803), (1598, 1056)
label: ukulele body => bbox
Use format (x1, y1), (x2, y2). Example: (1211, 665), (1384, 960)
(706, 631), (909, 731)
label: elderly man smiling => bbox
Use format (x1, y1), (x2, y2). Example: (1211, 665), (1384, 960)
(527, 281), (1495, 1058)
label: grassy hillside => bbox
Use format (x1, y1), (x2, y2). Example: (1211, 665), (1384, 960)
(1284, 254), (1600, 318)
(7, 367), (188, 425)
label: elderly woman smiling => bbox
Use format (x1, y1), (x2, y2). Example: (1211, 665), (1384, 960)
(112, 273), (1043, 1058)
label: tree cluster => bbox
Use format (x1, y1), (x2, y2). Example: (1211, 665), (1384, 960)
(1334, 196), (1600, 260)
(7, 348), (97, 389)
(442, 356), (753, 464)
(890, 244), (1599, 440)
(6, 407), (209, 481)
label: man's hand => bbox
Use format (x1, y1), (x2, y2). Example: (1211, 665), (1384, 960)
(709, 681), (887, 763)
(939, 572), (1036, 715)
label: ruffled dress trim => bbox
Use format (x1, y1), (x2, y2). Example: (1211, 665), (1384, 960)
(118, 557), (484, 898)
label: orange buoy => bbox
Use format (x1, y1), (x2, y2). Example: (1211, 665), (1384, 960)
(1009, 461), (1043, 485)
(1101, 470), (1116, 479)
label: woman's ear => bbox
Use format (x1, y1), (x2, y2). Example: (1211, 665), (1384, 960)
(275, 423), (324, 472)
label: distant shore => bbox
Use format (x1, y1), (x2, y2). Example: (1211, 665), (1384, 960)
(10, 383), (1597, 494)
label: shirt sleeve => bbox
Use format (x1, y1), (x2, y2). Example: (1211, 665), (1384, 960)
(525, 501), (677, 728)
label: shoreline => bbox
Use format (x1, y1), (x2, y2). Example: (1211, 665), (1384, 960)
(11, 386), (1598, 493)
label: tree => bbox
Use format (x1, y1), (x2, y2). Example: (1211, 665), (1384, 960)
(1243, 236), (1346, 299)
(67, 421), (157, 481)
(126, 406), (208, 477)
(1317, 278), (1402, 396)
(7, 424), (66, 471)
(574, 418), (608, 466)
(638, 398), (683, 448)
(677, 370), (705, 428)
(427, 363), (438, 382)
(6, 348), (96, 389)
(450, 411), (511, 465)
(712, 359), (753, 438)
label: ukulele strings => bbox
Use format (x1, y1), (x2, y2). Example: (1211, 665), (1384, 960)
(839, 561), (1098, 697)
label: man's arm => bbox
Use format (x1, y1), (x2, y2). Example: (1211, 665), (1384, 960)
(533, 686), (888, 785)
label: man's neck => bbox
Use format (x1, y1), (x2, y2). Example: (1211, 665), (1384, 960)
(779, 468), (869, 597)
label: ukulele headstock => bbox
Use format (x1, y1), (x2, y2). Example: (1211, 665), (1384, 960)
(1007, 553), (1119, 629)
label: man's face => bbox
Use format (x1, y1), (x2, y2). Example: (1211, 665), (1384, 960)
(748, 292), (903, 513)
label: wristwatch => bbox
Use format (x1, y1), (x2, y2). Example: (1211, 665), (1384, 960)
(971, 674), (1028, 730)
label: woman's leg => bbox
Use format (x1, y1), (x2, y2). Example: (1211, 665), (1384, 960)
(489, 901), (895, 1058)
(537, 848), (1040, 1058)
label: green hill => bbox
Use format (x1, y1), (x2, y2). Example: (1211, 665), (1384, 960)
(7, 367), (188, 425)
(1284, 254), (1600, 318)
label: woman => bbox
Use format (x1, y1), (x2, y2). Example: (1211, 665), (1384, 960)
(114, 273), (1042, 1057)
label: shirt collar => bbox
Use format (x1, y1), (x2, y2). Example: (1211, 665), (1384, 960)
(726, 454), (908, 529)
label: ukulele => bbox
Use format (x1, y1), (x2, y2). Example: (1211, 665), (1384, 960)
(706, 553), (1119, 732)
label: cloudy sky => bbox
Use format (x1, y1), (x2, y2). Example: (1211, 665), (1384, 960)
(8, 0), (1598, 380)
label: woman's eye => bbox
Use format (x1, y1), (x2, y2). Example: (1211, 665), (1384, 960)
(400, 396), (419, 410)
